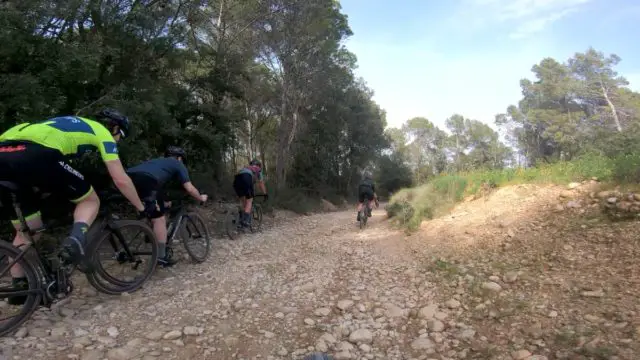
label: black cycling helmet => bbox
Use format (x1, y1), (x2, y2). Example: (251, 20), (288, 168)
(96, 108), (130, 138)
(250, 158), (262, 167)
(165, 146), (187, 164)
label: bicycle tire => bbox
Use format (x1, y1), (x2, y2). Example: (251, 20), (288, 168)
(0, 241), (43, 337)
(250, 204), (262, 232)
(85, 220), (158, 295)
(180, 211), (211, 263)
(225, 210), (240, 240)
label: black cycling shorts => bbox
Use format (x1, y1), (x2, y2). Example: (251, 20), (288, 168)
(233, 173), (254, 199)
(128, 172), (166, 219)
(358, 184), (374, 203)
(0, 141), (93, 223)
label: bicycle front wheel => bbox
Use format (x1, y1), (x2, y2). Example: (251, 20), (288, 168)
(86, 220), (158, 295)
(180, 211), (211, 263)
(0, 241), (43, 337)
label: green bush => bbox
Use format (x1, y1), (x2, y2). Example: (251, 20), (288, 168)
(613, 154), (640, 183)
(387, 154), (624, 231)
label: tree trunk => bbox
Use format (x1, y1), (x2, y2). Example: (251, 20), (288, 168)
(601, 83), (622, 132)
(275, 82), (289, 191)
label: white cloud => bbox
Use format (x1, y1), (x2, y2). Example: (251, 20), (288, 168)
(460, 0), (593, 38)
(489, 0), (590, 21)
(508, 8), (576, 39)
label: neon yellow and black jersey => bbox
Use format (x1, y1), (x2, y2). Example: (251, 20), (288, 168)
(0, 116), (119, 162)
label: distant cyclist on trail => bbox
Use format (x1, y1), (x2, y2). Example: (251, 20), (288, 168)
(126, 146), (208, 267)
(233, 159), (268, 228)
(356, 173), (379, 222)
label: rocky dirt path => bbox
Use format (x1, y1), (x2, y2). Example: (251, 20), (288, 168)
(1, 206), (460, 360)
(4, 182), (637, 360)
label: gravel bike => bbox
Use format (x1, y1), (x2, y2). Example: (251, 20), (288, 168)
(162, 195), (211, 263)
(358, 198), (378, 229)
(0, 182), (156, 336)
(224, 194), (265, 240)
(358, 202), (371, 229)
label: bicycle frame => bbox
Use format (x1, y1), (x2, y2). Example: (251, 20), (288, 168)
(0, 184), (65, 305)
(166, 204), (189, 243)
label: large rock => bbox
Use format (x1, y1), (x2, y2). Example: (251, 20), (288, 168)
(567, 182), (581, 189)
(511, 349), (532, 359)
(348, 329), (373, 344)
(321, 199), (338, 212)
(600, 192), (640, 220)
(410, 337), (434, 350)
(384, 303), (406, 318)
(559, 190), (574, 198)
(418, 304), (438, 319)
(482, 281), (502, 292)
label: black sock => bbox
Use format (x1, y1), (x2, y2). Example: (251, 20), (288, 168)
(70, 222), (89, 243)
(158, 243), (166, 258)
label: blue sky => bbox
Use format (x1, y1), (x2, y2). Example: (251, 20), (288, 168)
(339, 0), (640, 131)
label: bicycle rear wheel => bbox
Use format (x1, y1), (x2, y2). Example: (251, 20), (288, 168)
(359, 210), (367, 229)
(180, 211), (211, 263)
(250, 204), (263, 232)
(225, 209), (241, 240)
(86, 220), (158, 295)
(0, 241), (43, 337)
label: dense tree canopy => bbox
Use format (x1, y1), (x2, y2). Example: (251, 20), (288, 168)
(0, 0), (387, 201)
(495, 48), (640, 166)
(1, 1), (638, 202)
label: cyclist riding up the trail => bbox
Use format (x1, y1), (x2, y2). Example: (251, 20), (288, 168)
(233, 159), (268, 228)
(0, 109), (151, 304)
(356, 173), (379, 222)
(126, 146), (208, 267)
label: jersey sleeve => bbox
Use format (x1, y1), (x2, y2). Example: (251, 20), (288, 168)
(176, 161), (191, 184)
(92, 122), (120, 162)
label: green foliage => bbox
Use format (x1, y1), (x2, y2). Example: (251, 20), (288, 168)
(0, 0), (389, 209)
(375, 153), (413, 197)
(612, 154), (640, 183)
(386, 154), (630, 231)
(496, 47), (640, 166)
(431, 175), (468, 202)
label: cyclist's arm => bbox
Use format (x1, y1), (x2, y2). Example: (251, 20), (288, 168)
(182, 182), (204, 201)
(258, 180), (267, 194)
(175, 161), (204, 201)
(93, 125), (144, 212)
(257, 171), (267, 194)
(105, 160), (145, 212)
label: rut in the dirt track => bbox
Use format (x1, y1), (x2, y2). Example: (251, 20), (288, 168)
(1, 206), (450, 360)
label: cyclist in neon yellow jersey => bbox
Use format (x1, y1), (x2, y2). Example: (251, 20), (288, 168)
(0, 109), (154, 304)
